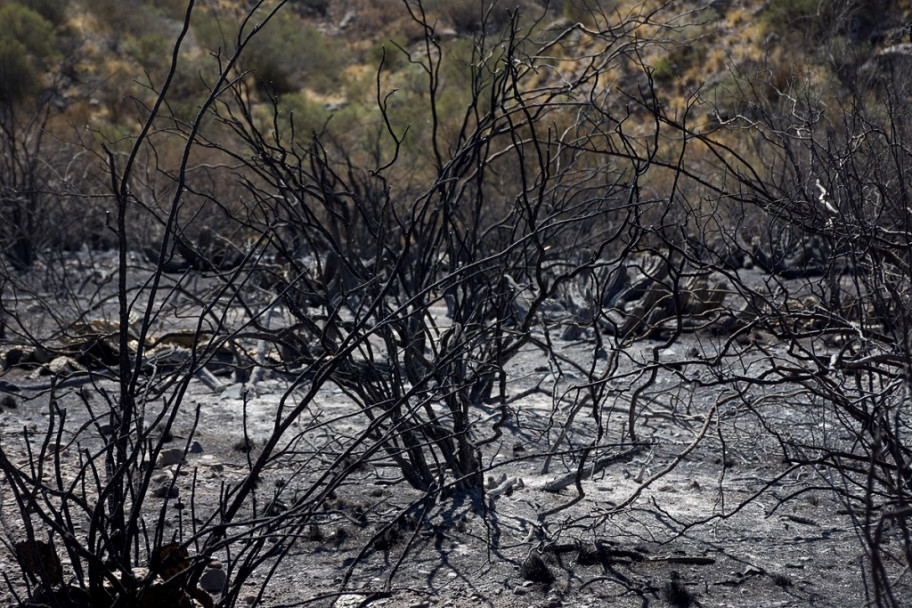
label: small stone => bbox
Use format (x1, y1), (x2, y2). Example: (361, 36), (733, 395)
(157, 448), (184, 467)
(513, 586), (528, 596)
(1, 395), (17, 408)
(152, 483), (178, 498)
(200, 567), (228, 593)
(48, 356), (81, 375)
(742, 565), (763, 577)
(333, 594), (369, 608)
(221, 384), (244, 400)
(189, 440), (203, 454)
(5, 347), (24, 367)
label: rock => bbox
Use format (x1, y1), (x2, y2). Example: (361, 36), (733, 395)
(333, 594), (368, 608)
(190, 440), (203, 454)
(48, 356), (82, 375)
(560, 323), (585, 341)
(220, 383), (245, 400)
(4, 348), (24, 368)
(199, 567), (227, 594)
(157, 448), (184, 467)
(152, 483), (178, 498)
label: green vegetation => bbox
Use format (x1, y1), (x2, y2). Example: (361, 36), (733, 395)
(193, 6), (350, 95)
(561, 0), (615, 24)
(247, 22), (348, 94)
(19, 0), (65, 26)
(0, 3), (57, 102)
(0, 0), (908, 232)
(759, 0), (891, 46)
(760, 0), (823, 33)
(0, 36), (36, 102)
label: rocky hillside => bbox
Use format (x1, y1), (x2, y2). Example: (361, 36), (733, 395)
(4, 0), (910, 135)
(0, 0), (910, 257)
